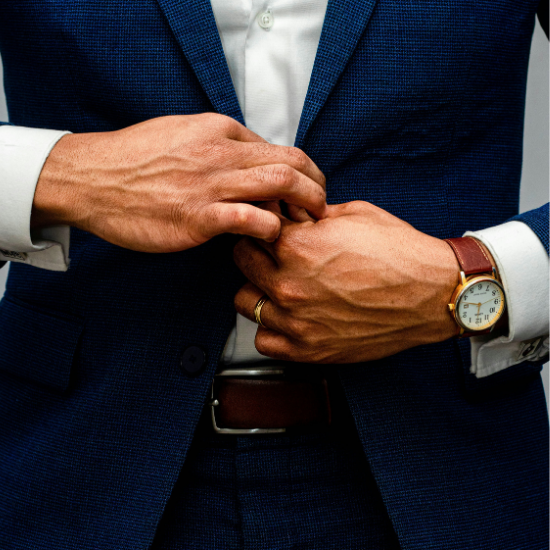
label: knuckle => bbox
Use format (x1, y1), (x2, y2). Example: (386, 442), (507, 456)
(302, 331), (319, 348)
(350, 200), (367, 211)
(338, 200), (362, 215)
(272, 236), (297, 261)
(201, 113), (240, 137)
(287, 147), (309, 171)
(229, 205), (251, 229)
(272, 165), (296, 190)
(207, 112), (230, 126)
(272, 280), (302, 306)
(198, 112), (222, 129)
(219, 115), (239, 133)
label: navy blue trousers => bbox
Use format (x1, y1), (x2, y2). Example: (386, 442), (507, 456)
(151, 389), (401, 550)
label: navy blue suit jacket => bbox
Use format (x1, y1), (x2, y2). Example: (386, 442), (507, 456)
(0, 1), (548, 548)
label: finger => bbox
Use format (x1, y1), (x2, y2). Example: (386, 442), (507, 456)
(237, 142), (326, 191)
(258, 200), (283, 216)
(233, 237), (279, 288)
(252, 208), (308, 260)
(234, 282), (264, 323)
(224, 164), (327, 220)
(200, 203), (281, 242)
(234, 282), (290, 335)
(254, 328), (301, 362)
(287, 204), (315, 223)
(197, 115), (326, 193)
(252, 216), (297, 260)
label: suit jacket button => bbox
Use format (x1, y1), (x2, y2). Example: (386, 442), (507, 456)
(180, 346), (207, 376)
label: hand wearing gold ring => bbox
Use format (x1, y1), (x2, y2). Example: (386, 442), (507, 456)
(233, 200), (461, 364)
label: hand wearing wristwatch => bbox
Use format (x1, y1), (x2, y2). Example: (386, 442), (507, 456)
(444, 237), (507, 337)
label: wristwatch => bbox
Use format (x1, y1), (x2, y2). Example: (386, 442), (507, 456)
(444, 237), (507, 337)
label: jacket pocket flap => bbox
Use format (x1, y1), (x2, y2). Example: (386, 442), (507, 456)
(0, 296), (84, 392)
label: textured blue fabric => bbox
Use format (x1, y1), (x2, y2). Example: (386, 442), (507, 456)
(150, 406), (401, 550)
(512, 203), (549, 253)
(0, 1), (548, 549)
(0, 296), (83, 391)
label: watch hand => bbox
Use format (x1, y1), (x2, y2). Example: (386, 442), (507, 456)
(463, 302), (482, 315)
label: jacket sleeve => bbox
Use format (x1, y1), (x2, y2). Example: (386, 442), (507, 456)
(510, 203), (549, 255)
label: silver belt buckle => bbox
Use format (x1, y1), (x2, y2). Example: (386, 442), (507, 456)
(210, 366), (288, 435)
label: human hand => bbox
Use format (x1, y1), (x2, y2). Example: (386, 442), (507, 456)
(31, 114), (326, 252)
(233, 201), (460, 363)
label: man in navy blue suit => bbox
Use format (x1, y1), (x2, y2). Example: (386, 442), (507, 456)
(0, 1), (548, 549)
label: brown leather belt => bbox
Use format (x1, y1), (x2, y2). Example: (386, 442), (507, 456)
(209, 365), (332, 435)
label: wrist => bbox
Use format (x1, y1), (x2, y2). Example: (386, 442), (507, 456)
(429, 237), (462, 342)
(31, 133), (90, 230)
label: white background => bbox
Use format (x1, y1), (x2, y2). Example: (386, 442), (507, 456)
(0, 21), (548, 396)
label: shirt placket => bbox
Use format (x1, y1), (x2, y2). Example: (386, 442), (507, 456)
(245, 0), (291, 147)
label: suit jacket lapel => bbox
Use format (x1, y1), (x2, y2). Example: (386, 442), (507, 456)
(295, 0), (378, 148)
(155, 0), (244, 124)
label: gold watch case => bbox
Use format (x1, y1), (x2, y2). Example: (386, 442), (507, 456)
(448, 269), (507, 335)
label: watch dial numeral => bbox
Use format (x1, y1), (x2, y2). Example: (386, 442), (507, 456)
(458, 280), (504, 330)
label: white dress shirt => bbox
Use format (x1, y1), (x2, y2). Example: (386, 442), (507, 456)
(0, 0), (548, 377)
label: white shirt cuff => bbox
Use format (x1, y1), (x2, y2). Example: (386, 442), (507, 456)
(465, 221), (549, 378)
(0, 125), (71, 272)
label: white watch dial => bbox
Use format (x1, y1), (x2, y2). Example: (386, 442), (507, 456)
(456, 279), (505, 331)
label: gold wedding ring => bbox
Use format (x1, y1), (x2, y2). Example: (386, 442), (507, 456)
(254, 295), (270, 328)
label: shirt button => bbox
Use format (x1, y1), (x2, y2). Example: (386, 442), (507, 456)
(180, 345), (207, 376)
(257, 10), (274, 30)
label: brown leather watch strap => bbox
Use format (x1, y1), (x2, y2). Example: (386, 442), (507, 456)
(444, 237), (493, 276)
(213, 377), (331, 430)
(445, 236), (505, 338)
